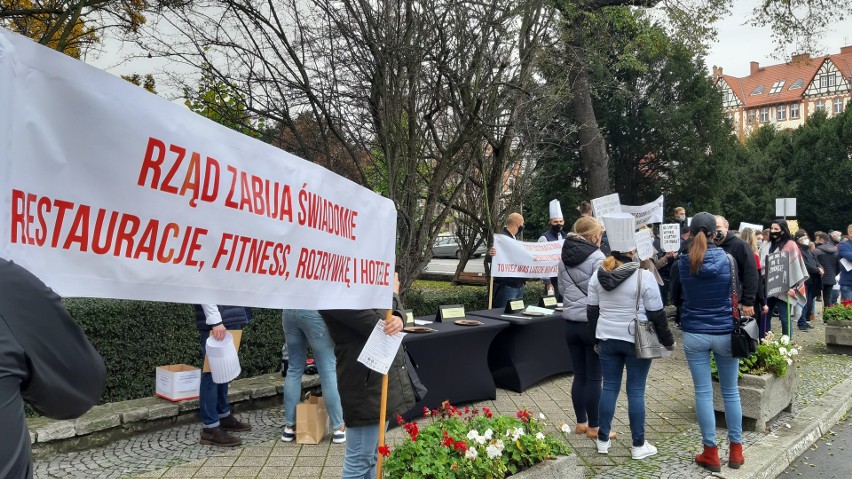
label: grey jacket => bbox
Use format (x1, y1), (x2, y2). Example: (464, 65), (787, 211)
(558, 239), (605, 322)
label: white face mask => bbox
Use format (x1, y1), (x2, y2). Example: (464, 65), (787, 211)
(801, 238), (810, 246)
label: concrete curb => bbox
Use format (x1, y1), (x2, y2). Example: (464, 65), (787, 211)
(714, 373), (852, 479)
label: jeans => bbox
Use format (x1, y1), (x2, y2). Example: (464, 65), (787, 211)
(198, 328), (240, 428)
(764, 297), (792, 339)
(341, 423), (385, 479)
(565, 321), (601, 427)
(841, 285), (852, 302)
(831, 288), (840, 305)
(492, 282), (525, 309)
(821, 285), (835, 307)
(799, 284), (816, 328)
(597, 339), (652, 447)
(683, 332), (742, 447)
(282, 310), (344, 430)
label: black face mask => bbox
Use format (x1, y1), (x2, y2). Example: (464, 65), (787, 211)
(770, 232), (782, 242)
(714, 230), (725, 242)
(516, 225), (524, 236)
(551, 224), (563, 234)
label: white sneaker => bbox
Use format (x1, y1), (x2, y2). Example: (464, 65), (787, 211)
(332, 427), (346, 444)
(280, 426), (296, 442)
(632, 441), (658, 460)
(597, 438), (611, 454)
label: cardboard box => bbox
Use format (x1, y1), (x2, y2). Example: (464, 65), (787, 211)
(156, 364), (201, 402)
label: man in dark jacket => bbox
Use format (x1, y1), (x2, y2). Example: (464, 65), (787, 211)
(1, 258), (106, 479)
(793, 230), (820, 331)
(488, 212), (527, 308)
(320, 296), (416, 479)
(538, 200), (568, 300)
(813, 231), (839, 305)
(714, 216), (758, 317)
(195, 305), (253, 446)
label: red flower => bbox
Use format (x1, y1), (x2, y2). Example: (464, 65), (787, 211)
(404, 422), (419, 442)
(517, 409), (531, 423)
(395, 414), (405, 426)
(442, 431), (454, 447)
(483, 407), (492, 418)
(378, 445), (391, 457)
(423, 407), (431, 417)
(454, 441), (468, 452)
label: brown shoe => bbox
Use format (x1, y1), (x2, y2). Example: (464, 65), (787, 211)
(200, 427), (242, 447)
(219, 415), (252, 432)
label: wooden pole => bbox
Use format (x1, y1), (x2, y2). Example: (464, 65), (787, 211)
(488, 276), (494, 310)
(375, 310), (392, 478)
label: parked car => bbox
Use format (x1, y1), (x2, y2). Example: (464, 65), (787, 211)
(432, 236), (487, 259)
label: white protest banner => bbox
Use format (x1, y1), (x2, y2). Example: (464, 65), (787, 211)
(635, 231), (655, 261)
(622, 195), (664, 226)
(660, 224), (681, 253)
(491, 235), (562, 279)
(0, 28), (395, 309)
(591, 193), (621, 218)
(739, 222), (763, 233)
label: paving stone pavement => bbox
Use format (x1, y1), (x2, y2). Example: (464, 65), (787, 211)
(33, 316), (852, 479)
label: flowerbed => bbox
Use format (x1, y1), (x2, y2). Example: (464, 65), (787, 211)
(382, 402), (569, 479)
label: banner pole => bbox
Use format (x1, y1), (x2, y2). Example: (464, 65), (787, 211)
(787, 296), (792, 337)
(376, 310), (392, 478)
(488, 276), (494, 310)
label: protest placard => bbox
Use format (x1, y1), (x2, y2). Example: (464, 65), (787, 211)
(660, 224), (681, 253)
(635, 231), (655, 261)
(738, 222), (763, 233)
(622, 195), (664, 226)
(491, 235), (563, 279)
(765, 251), (790, 298)
(591, 193), (621, 218)
(0, 29), (395, 309)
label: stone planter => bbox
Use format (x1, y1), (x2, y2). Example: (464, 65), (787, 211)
(511, 454), (583, 479)
(825, 320), (852, 353)
(712, 364), (797, 432)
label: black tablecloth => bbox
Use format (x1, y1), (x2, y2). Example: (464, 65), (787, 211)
(400, 316), (508, 420)
(467, 308), (572, 392)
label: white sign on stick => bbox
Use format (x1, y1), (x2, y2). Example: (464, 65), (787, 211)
(591, 193), (621, 218)
(660, 224), (681, 253)
(738, 222), (763, 233)
(491, 235), (563, 279)
(622, 195), (665, 226)
(635, 232), (655, 261)
(0, 28), (396, 310)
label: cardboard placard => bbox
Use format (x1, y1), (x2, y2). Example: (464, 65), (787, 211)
(296, 394), (329, 444)
(539, 295), (558, 308)
(591, 193), (622, 218)
(635, 232), (655, 261)
(203, 330), (242, 373)
(436, 304), (465, 322)
(660, 223), (681, 253)
(505, 298), (525, 314)
(765, 251), (790, 298)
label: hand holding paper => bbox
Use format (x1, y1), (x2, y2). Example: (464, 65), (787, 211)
(358, 320), (405, 375)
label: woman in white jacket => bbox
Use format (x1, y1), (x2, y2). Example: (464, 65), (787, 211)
(558, 217), (606, 439)
(587, 248), (674, 460)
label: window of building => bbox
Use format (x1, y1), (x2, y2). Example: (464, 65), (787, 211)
(819, 74), (837, 89)
(835, 98), (844, 113)
(750, 85), (765, 95)
(769, 81), (785, 94)
(788, 79), (804, 90)
(790, 103), (800, 119)
(776, 105), (786, 120)
(816, 100), (825, 112)
(760, 107), (769, 122)
(747, 109), (757, 123)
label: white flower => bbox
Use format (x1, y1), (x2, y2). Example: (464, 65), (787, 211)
(790, 348), (799, 356)
(465, 448), (478, 460)
(505, 429), (512, 437)
(508, 427), (525, 441)
(483, 429), (493, 440)
(494, 439), (505, 451)
(467, 430), (479, 441)
(536, 432), (545, 440)
(475, 435), (487, 445)
(560, 424), (570, 433)
(786, 358), (793, 365)
(539, 413), (546, 420)
(779, 347), (787, 356)
(780, 335), (790, 345)
(486, 444), (502, 459)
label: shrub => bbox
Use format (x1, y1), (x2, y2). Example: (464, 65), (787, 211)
(711, 331), (799, 379)
(823, 299), (852, 322)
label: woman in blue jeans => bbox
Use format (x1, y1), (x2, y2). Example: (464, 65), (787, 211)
(587, 217), (674, 461)
(670, 212), (744, 472)
(280, 309), (346, 444)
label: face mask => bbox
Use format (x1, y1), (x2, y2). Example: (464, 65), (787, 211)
(800, 238), (810, 246)
(551, 224), (563, 234)
(757, 240), (764, 249)
(677, 215), (685, 221)
(770, 232), (781, 241)
(516, 225), (524, 235)
(714, 230), (725, 242)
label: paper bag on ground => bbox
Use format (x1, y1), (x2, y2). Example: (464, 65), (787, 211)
(296, 395), (329, 444)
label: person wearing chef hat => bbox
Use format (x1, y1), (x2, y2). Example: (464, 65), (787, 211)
(539, 199), (568, 299)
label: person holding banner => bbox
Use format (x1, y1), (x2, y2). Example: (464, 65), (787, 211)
(539, 200), (568, 299)
(557, 217), (606, 439)
(587, 213), (673, 461)
(1, 258), (106, 479)
(195, 305), (253, 447)
(757, 219), (810, 339)
(320, 298), (415, 479)
(669, 213), (744, 472)
(488, 212), (527, 309)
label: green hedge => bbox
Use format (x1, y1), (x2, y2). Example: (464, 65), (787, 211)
(57, 281), (545, 405)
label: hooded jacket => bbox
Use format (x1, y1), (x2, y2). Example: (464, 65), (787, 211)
(558, 234), (605, 322)
(671, 244), (734, 335)
(839, 241), (852, 287)
(813, 242), (839, 286)
(717, 231), (758, 307)
(586, 262), (673, 346)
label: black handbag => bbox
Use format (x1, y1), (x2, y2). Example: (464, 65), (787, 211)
(727, 254), (758, 357)
(402, 346), (428, 402)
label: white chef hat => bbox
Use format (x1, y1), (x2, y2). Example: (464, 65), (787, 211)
(548, 199), (563, 220)
(602, 213), (637, 252)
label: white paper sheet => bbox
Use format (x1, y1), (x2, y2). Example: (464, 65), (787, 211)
(357, 320), (405, 375)
(841, 258), (852, 272)
(414, 319), (433, 325)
